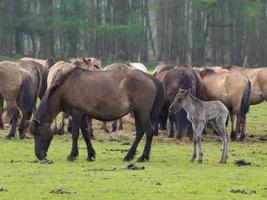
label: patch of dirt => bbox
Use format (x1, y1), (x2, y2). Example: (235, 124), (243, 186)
(0, 187), (7, 192)
(106, 149), (128, 153)
(84, 168), (121, 172)
(50, 188), (72, 195)
(230, 189), (256, 195)
(9, 160), (21, 163)
(127, 164), (145, 170)
(235, 160), (251, 167)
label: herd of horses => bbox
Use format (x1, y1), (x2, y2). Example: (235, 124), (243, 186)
(0, 57), (266, 164)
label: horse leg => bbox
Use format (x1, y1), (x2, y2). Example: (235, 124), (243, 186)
(190, 124), (197, 162)
(230, 113), (237, 140)
(196, 123), (205, 163)
(168, 114), (175, 137)
(58, 112), (67, 134)
(87, 117), (94, 139)
(5, 109), (19, 139)
(81, 116), (96, 161)
(158, 106), (168, 130)
(112, 120), (117, 132)
(124, 113), (144, 161)
(239, 114), (246, 140)
(118, 118), (123, 130)
(67, 115), (81, 161)
(137, 117), (154, 162)
(0, 94), (4, 129)
(67, 116), (72, 134)
(213, 119), (229, 163)
(100, 122), (109, 133)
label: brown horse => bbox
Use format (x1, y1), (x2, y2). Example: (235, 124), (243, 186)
(0, 61), (36, 139)
(197, 68), (251, 140)
(30, 65), (164, 162)
(17, 60), (48, 99)
(226, 66), (267, 105)
(154, 64), (202, 139)
(19, 57), (55, 69)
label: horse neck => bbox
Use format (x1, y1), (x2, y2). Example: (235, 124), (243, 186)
(182, 95), (199, 116)
(36, 94), (60, 124)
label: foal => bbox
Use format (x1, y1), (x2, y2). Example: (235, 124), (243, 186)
(169, 89), (229, 163)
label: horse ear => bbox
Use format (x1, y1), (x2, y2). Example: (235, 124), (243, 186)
(82, 58), (87, 64)
(33, 119), (41, 126)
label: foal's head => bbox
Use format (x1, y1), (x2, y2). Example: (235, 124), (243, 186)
(169, 89), (190, 114)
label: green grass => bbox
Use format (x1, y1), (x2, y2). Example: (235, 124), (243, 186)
(0, 104), (267, 200)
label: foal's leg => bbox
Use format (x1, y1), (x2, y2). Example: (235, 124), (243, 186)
(214, 117), (229, 163)
(67, 115), (81, 161)
(81, 116), (96, 161)
(196, 123), (205, 163)
(123, 113), (144, 161)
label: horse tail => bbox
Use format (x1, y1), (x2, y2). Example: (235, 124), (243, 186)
(150, 77), (164, 130)
(240, 79), (251, 118)
(17, 70), (35, 117)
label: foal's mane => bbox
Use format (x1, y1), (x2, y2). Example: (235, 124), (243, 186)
(199, 68), (215, 78)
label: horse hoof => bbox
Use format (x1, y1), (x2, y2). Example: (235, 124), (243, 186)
(123, 157), (133, 162)
(19, 134), (26, 140)
(5, 135), (14, 140)
(197, 160), (203, 164)
(240, 135), (245, 141)
(137, 156), (149, 162)
(219, 160), (227, 164)
(87, 157), (94, 162)
(67, 155), (77, 161)
(190, 159), (195, 163)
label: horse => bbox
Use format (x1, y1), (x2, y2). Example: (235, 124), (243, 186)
(0, 61), (35, 139)
(30, 64), (164, 162)
(47, 58), (101, 134)
(226, 66), (267, 105)
(127, 62), (148, 73)
(19, 57), (55, 69)
(17, 60), (48, 100)
(197, 68), (251, 140)
(154, 64), (202, 139)
(169, 89), (229, 163)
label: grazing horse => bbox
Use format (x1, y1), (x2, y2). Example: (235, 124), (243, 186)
(169, 89), (229, 163)
(197, 69), (251, 140)
(155, 65), (202, 139)
(0, 61), (35, 139)
(30, 66), (164, 162)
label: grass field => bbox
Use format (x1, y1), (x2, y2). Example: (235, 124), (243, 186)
(0, 103), (267, 200)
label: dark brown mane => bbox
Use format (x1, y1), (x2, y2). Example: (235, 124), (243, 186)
(199, 68), (215, 78)
(47, 67), (80, 99)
